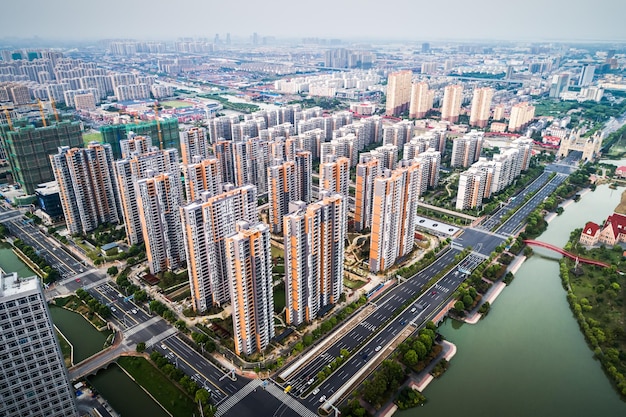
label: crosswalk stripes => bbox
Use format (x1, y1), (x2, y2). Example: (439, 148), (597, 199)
(265, 384), (318, 417)
(215, 379), (263, 417)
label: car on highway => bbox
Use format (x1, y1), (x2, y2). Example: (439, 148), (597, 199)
(361, 353), (369, 360)
(410, 307), (416, 313)
(75, 278), (80, 283)
(400, 319), (406, 325)
(319, 395), (326, 403)
(312, 388), (320, 395)
(431, 290), (437, 295)
(131, 308), (138, 314)
(375, 345), (382, 352)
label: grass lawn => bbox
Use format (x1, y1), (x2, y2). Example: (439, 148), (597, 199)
(271, 245), (284, 259)
(160, 100), (192, 108)
(344, 277), (367, 290)
(117, 356), (197, 417)
(55, 329), (73, 367)
(273, 283), (286, 313)
(83, 131), (102, 145)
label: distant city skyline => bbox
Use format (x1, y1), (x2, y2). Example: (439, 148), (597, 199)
(2, 0), (626, 43)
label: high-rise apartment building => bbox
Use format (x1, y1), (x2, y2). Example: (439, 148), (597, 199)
(213, 140), (235, 184)
(441, 84), (463, 123)
(268, 161), (297, 234)
(50, 143), (121, 235)
(469, 87), (494, 128)
(416, 149), (441, 190)
(456, 167), (487, 210)
(294, 150), (312, 204)
(0, 272), (79, 417)
(233, 138), (267, 194)
(354, 155), (380, 231)
(409, 81), (433, 119)
(508, 102), (535, 133)
(0, 121), (83, 194)
(115, 147), (179, 246)
(385, 70), (413, 117)
(450, 131), (484, 168)
(226, 221), (274, 356)
(319, 156), (350, 200)
(284, 194), (347, 326)
(369, 161), (421, 273)
(120, 134), (152, 158)
(180, 185), (258, 311)
(180, 127), (211, 165)
(137, 172), (184, 274)
(182, 156), (221, 203)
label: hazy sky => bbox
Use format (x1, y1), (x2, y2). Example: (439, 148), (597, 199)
(2, 0), (626, 43)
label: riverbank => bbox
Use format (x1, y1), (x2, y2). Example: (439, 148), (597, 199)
(376, 340), (458, 417)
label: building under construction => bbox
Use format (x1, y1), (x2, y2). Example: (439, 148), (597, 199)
(100, 118), (180, 159)
(0, 121), (83, 194)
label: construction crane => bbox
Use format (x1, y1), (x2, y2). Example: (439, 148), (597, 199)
(1, 105), (14, 131)
(37, 99), (47, 127)
(151, 101), (164, 150)
(50, 99), (60, 123)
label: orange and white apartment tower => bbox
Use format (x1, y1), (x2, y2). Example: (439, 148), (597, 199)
(50, 142), (121, 235)
(455, 167), (487, 210)
(385, 70), (413, 117)
(182, 156), (222, 203)
(441, 84), (464, 123)
(137, 172), (184, 274)
(369, 161), (421, 273)
(469, 87), (494, 128)
(226, 221), (274, 356)
(319, 156), (350, 200)
(115, 145), (179, 246)
(268, 160), (297, 235)
(180, 126), (211, 165)
(283, 193), (347, 326)
(354, 154), (380, 232)
(180, 185), (257, 312)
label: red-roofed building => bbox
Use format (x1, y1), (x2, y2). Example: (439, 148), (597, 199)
(579, 221), (600, 246)
(598, 213), (626, 246)
(616, 166), (626, 178)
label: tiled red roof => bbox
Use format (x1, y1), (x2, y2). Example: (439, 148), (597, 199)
(604, 213), (626, 238)
(582, 221), (600, 236)
(617, 166), (626, 175)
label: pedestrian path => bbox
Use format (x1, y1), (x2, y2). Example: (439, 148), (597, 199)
(265, 383), (318, 417)
(215, 379), (263, 416)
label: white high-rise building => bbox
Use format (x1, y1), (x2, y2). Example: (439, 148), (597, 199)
(226, 221), (274, 356)
(180, 126), (211, 165)
(0, 272), (79, 417)
(50, 143), (121, 235)
(180, 185), (258, 311)
(320, 156), (350, 200)
(369, 160), (421, 273)
(456, 167), (487, 210)
(137, 172), (184, 274)
(284, 193), (347, 326)
(115, 146), (179, 246)
(451, 131), (484, 168)
(182, 156), (222, 203)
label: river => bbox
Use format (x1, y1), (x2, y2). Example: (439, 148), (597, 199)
(88, 365), (170, 417)
(0, 241), (35, 277)
(399, 183), (626, 417)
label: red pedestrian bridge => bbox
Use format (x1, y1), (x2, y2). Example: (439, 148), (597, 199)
(523, 240), (611, 268)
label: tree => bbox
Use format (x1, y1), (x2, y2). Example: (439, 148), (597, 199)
(462, 294), (474, 309)
(136, 342), (146, 353)
(195, 388), (211, 405)
(404, 349), (418, 366)
(175, 319), (187, 331)
(107, 266), (119, 276)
